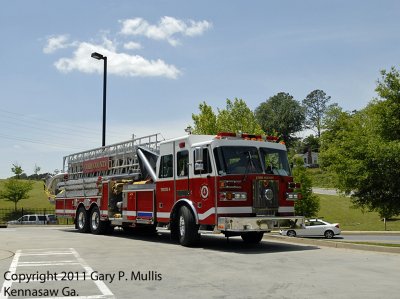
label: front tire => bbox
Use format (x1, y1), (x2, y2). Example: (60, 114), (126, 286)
(77, 206), (90, 233)
(241, 232), (264, 244)
(324, 230), (334, 239)
(178, 206), (199, 247)
(287, 230), (297, 237)
(90, 206), (108, 235)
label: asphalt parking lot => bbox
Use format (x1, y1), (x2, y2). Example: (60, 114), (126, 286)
(1, 226), (400, 299)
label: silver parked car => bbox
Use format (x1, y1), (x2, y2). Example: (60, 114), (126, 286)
(7, 214), (53, 225)
(280, 219), (341, 239)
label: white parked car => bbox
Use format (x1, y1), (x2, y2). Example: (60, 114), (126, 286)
(280, 219), (341, 239)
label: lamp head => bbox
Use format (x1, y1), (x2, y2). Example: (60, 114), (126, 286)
(91, 52), (104, 60)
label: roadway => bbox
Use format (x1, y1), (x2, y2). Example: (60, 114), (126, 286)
(338, 233), (400, 244)
(272, 232), (400, 245)
(1, 226), (399, 299)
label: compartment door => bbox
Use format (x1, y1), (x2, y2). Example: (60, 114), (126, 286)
(136, 189), (155, 224)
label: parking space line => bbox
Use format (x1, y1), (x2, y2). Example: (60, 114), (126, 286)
(0, 248), (114, 299)
(18, 262), (81, 267)
(0, 250), (20, 299)
(70, 248), (114, 298)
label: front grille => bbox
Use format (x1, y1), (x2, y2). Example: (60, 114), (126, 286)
(253, 179), (279, 215)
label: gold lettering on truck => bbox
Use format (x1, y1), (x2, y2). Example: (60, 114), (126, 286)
(83, 157), (109, 173)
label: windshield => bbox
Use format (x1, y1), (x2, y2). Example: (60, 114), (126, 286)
(214, 146), (291, 176)
(259, 147), (291, 176)
(214, 146), (263, 175)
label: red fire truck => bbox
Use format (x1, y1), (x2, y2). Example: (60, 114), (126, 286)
(47, 132), (303, 246)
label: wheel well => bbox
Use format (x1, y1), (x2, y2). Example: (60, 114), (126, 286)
(88, 203), (98, 214)
(171, 200), (198, 224)
(75, 204), (98, 217)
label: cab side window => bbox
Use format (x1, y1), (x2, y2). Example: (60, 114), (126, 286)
(193, 148), (212, 175)
(177, 151), (189, 177)
(159, 154), (173, 178)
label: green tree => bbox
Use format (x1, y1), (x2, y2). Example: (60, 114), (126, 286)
(191, 102), (217, 135)
(374, 67), (400, 141)
(0, 179), (34, 211)
(321, 103), (346, 133)
(292, 157), (320, 217)
(34, 164), (41, 175)
(255, 92), (305, 147)
(302, 89), (331, 138)
(302, 134), (320, 153)
(11, 163), (23, 179)
(192, 98), (263, 135)
(320, 68), (400, 219)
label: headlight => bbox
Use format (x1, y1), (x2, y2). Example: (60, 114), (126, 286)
(219, 192), (247, 201)
(286, 192), (301, 200)
(264, 188), (274, 201)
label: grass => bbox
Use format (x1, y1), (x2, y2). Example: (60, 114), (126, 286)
(307, 168), (336, 188)
(306, 168), (400, 231)
(0, 179), (53, 210)
(317, 194), (400, 231)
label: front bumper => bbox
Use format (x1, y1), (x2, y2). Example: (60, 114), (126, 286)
(217, 216), (304, 233)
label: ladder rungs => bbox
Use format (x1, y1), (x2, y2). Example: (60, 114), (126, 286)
(63, 133), (163, 180)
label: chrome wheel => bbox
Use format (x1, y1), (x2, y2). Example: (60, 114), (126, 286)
(77, 207), (89, 233)
(179, 215), (185, 238)
(91, 209), (99, 231)
(90, 207), (108, 234)
(177, 206), (199, 246)
(78, 211), (85, 229)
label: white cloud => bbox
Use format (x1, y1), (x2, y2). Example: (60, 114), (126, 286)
(185, 20), (213, 37)
(43, 35), (71, 53)
(123, 41), (142, 50)
(120, 16), (212, 46)
(54, 41), (180, 79)
(43, 16), (211, 78)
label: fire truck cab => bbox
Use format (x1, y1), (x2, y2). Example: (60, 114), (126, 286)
(49, 132), (303, 246)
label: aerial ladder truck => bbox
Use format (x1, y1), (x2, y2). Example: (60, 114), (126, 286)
(47, 132), (303, 246)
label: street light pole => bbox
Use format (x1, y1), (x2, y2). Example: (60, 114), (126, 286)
(91, 52), (107, 147)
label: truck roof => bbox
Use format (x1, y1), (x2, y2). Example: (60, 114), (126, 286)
(159, 133), (287, 154)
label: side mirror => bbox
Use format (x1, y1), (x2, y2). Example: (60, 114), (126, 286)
(194, 147), (204, 171)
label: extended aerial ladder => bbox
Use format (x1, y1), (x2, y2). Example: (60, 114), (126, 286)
(64, 133), (162, 179)
(46, 133), (163, 199)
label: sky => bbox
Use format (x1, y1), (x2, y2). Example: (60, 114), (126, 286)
(0, 0), (399, 178)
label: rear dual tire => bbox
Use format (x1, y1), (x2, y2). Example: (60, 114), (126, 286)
(76, 206), (108, 234)
(90, 206), (109, 235)
(77, 206), (90, 233)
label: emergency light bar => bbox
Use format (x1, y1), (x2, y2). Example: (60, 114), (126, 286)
(215, 132), (281, 143)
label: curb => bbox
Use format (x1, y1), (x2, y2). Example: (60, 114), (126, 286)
(265, 235), (400, 254)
